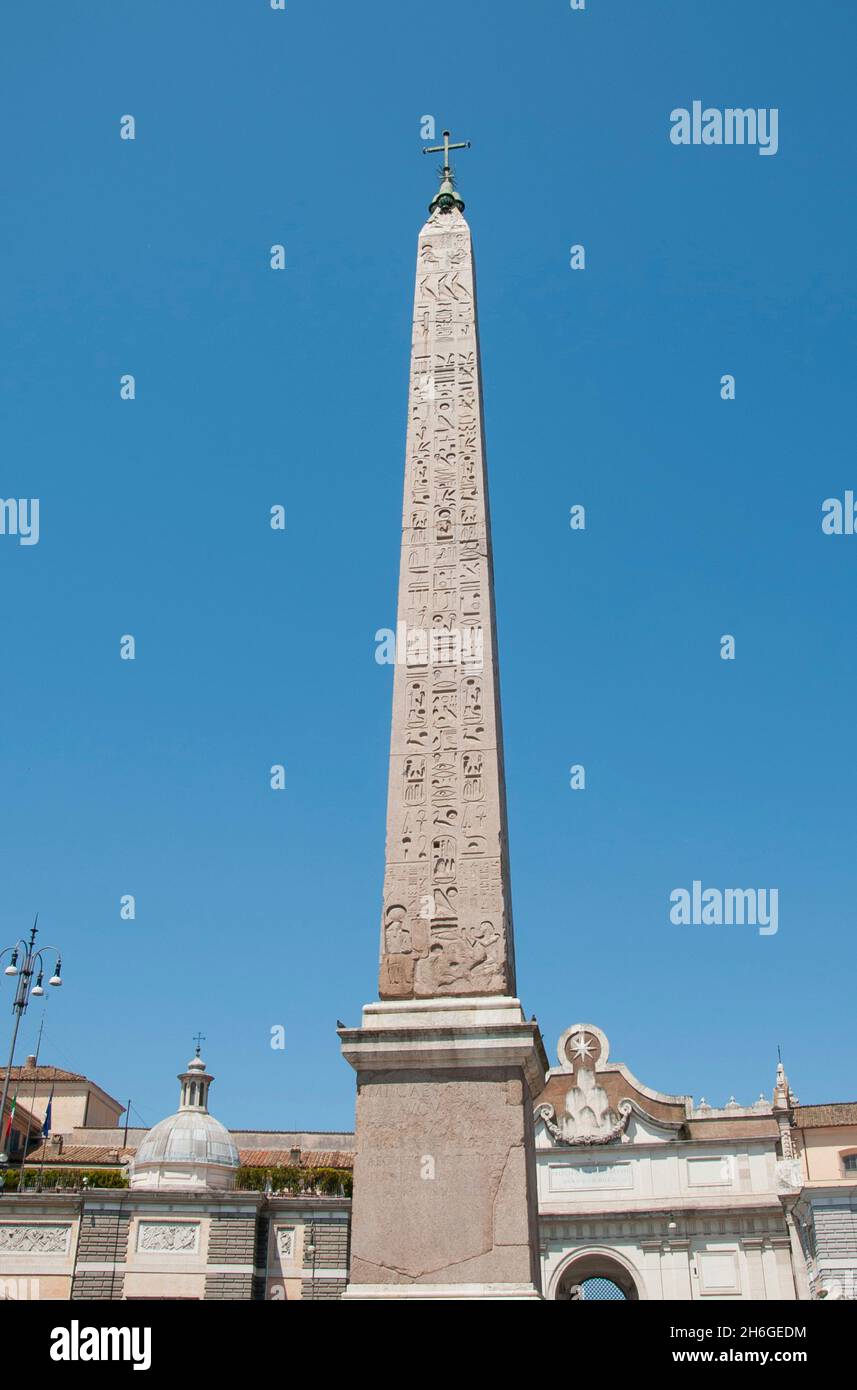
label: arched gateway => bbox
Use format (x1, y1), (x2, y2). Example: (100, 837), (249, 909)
(554, 1250), (641, 1301)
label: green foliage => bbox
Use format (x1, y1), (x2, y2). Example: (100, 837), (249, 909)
(4, 1167), (129, 1191)
(237, 1165), (352, 1197)
(5, 1164), (352, 1196)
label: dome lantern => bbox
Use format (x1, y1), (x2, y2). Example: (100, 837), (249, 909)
(179, 1041), (213, 1113)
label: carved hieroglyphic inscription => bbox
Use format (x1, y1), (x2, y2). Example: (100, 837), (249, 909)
(379, 206), (516, 1001)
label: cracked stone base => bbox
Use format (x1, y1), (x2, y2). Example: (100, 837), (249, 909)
(339, 997), (546, 1300)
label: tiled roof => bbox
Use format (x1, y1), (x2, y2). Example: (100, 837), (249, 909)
(23, 1143), (355, 1169)
(239, 1149), (354, 1169)
(685, 1117), (780, 1140)
(8, 1064), (87, 1083)
(24, 1143), (134, 1165)
(793, 1103), (857, 1128)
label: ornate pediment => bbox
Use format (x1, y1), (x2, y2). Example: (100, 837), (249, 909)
(537, 1067), (633, 1146)
(535, 1022), (691, 1145)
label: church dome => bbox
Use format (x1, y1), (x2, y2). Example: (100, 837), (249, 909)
(130, 1048), (240, 1191)
(133, 1109), (239, 1171)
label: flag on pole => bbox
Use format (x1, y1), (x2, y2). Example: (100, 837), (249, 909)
(42, 1088), (54, 1139)
(3, 1093), (17, 1145)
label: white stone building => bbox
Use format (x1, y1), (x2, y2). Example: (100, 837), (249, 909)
(533, 1024), (803, 1300)
(2, 1028), (854, 1300)
(0, 1050), (352, 1301)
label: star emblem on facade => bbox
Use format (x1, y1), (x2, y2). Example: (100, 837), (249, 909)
(570, 1031), (595, 1062)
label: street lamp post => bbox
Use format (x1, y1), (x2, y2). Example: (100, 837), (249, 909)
(305, 1228), (317, 1301)
(0, 918), (63, 1167)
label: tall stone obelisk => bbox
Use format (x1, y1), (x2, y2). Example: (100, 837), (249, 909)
(339, 135), (547, 1300)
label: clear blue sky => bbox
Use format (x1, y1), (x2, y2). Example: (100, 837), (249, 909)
(1, 1), (854, 1133)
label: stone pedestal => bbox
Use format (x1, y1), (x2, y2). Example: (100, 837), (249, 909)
(339, 997), (547, 1300)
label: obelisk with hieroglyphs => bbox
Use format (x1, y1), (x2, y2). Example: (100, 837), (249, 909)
(378, 133), (515, 1004)
(339, 136), (546, 1300)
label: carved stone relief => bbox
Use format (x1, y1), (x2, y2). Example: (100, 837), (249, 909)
(137, 1222), (199, 1253)
(537, 1068), (634, 1147)
(380, 207), (515, 1000)
(0, 1223), (71, 1254)
(276, 1226), (296, 1260)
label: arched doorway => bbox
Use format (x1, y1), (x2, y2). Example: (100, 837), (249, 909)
(553, 1250), (641, 1301)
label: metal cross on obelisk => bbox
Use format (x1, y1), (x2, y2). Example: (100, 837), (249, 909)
(422, 127), (471, 179)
